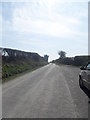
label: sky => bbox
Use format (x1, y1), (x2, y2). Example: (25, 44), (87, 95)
(0, 0), (89, 61)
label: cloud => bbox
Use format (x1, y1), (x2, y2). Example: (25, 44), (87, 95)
(12, 1), (87, 39)
(21, 39), (49, 46)
(2, 0), (89, 3)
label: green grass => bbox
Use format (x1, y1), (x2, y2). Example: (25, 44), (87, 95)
(2, 64), (45, 83)
(2, 61), (47, 83)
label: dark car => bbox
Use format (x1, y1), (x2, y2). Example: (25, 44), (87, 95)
(79, 62), (90, 91)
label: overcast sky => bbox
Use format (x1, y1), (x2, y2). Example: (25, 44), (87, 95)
(1, 0), (89, 61)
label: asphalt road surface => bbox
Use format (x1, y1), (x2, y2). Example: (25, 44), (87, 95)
(2, 63), (88, 118)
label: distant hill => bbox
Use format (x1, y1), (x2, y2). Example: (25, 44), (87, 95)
(2, 48), (48, 81)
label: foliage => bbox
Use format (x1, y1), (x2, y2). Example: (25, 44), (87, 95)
(54, 55), (90, 66)
(44, 55), (49, 62)
(58, 51), (66, 59)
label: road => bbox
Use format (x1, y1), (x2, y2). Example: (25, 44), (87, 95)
(2, 63), (88, 118)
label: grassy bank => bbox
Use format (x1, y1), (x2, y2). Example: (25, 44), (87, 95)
(2, 48), (48, 83)
(2, 63), (46, 83)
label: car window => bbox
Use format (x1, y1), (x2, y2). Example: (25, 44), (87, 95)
(86, 63), (90, 70)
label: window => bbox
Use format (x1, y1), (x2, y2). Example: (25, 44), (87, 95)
(86, 63), (90, 70)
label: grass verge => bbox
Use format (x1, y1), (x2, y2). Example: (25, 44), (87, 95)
(2, 64), (46, 84)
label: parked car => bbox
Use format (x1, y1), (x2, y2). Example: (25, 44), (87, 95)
(79, 62), (90, 91)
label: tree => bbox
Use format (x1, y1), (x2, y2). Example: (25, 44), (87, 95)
(44, 55), (49, 62)
(58, 51), (66, 59)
